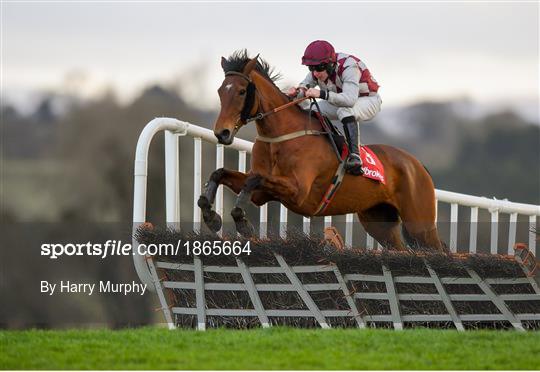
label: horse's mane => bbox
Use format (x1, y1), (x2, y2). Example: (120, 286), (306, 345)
(222, 49), (281, 84)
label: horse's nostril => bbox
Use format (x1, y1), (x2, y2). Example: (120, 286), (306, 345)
(215, 129), (232, 144)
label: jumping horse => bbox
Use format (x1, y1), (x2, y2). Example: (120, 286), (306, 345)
(198, 50), (444, 251)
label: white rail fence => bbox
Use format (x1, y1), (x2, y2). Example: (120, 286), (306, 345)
(132, 118), (539, 288)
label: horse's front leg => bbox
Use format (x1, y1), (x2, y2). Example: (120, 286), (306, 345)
(231, 174), (301, 237)
(197, 168), (247, 232)
(230, 175), (264, 237)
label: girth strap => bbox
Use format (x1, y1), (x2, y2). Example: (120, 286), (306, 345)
(314, 158), (347, 216)
(256, 129), (323, 143)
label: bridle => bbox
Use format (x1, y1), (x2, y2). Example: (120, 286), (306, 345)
(223, 70), (333, 146)
(224, 71), (310, 132)
(224, 71), (259, 131)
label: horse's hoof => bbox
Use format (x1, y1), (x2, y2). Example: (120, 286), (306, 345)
(231, 207), (254, 237)
(236, 219), (255, 238)
(202, 209), (222, 232)
(231, 207), (245, 220)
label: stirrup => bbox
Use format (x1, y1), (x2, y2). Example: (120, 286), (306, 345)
(345, 154), (364, 175)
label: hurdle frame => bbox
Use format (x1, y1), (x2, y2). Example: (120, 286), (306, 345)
(132, 117), (540, 295)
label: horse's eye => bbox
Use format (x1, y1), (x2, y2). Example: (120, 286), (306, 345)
(239, 89), (246, 96)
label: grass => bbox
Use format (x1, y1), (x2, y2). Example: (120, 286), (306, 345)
(1, 327), (539, 370)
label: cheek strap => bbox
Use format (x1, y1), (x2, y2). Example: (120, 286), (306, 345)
(240, 82), (256, 123)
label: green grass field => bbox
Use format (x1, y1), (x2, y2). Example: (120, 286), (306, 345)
(1, 327), (539, 370)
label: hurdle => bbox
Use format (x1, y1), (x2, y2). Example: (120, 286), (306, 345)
(135, 226), (540, 331)
(132, 117), (540, 330)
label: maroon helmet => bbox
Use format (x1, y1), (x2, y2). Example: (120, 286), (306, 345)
(301, 40), (337, 65)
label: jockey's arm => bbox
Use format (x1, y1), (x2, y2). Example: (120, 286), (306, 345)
(326, 65), (361, 108)
(296, 72), (317, 97)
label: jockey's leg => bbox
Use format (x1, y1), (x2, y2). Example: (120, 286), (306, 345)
(337, 95), (382, 176)
(340, 116), (363, 175)
(313, 100), (339, 120)
(350, 94), (382, 122)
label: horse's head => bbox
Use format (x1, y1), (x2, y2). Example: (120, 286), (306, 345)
(214, 55), (260, 145)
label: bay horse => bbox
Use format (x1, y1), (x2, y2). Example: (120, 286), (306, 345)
(198, 50), (443, 251)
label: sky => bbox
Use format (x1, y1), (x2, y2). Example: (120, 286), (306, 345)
(2, 1), (539, 120)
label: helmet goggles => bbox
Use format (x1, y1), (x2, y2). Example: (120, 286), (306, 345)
(308, 63), (329, 72)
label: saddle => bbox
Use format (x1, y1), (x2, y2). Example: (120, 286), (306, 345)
(309, 110), (346, 161)
(309, 104), (385, 215)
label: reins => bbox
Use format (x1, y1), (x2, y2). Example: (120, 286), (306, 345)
(224, 68), (348, 216)
(247, 96), (311, 124)
(226, 71), (312, 123)
(225, 70), (327, 144)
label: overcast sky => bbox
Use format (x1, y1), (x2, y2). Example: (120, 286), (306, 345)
(2, 1), (539, 118)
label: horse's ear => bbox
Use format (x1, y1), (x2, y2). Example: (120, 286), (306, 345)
(221, 56), (227, 70)
(242, 54), (259, 75)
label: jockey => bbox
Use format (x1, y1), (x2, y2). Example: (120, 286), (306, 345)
(287, 40), (381, 175)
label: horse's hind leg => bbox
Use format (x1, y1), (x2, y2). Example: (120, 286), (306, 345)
(358, 204), (406, 251)
(198, 168), (247, 232)
(402, 224), (445, 252)
(398, 195), (444, 251)
(400, 205), (445, 251)
(396, 166), (445, 252)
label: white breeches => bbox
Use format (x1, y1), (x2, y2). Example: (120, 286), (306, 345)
(301, 94), (382, 123)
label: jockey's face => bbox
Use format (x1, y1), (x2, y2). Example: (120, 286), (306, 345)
(308, 62), (332, 81)
(313, 70), (328, 81)
(309, 63), (329, 81)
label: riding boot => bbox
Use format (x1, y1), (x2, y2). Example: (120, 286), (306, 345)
(342, 116), (364, 176)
